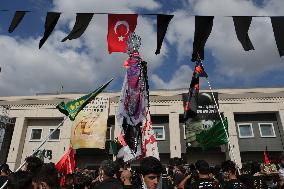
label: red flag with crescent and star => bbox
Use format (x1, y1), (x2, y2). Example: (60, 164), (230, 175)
(107, 14), (138, 53)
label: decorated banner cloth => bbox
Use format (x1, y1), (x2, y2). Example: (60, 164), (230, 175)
(56, 78), (113, 121)
(142, 111), (159, 159)
(184, 60), (208, 123)
(116, 33), (152, 161)
(71, 96), (109, 149)
(184, 92), (219, 144)
(117, 144), (142, 162)
(196, 117), (228, 149)
(117, 35), (148, 127)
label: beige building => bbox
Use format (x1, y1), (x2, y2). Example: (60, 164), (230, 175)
(0, 87), (284, 171)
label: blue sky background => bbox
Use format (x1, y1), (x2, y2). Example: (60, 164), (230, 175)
(0, 0), (283, 96)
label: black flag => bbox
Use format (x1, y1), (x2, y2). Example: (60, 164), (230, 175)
(233, 16), (254, 51)
(61, 13), (94, 42)
(192, 16), (214, 62)
(155, 14), (174, 55)
(39, 12), (61, 49)
(8, 11), (27, 33)
(271, 17), (284, 57)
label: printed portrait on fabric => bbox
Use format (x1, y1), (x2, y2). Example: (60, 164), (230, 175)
(71, 96), (109, 149)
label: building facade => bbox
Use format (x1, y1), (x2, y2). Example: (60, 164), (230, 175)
(0, 87), (283, 171)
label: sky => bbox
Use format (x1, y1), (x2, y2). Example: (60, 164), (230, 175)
(0, 0), (283, 96)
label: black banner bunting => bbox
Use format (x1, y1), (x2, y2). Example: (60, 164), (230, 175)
(8, 11), (27, 33)
(233, 16), (254, 51)
(0, 10), (283, 58)
(155, 14), (174, 55)
(271, 17), (284, 57)
(39, 12), (61, 49)
(192, 16), (214, 62)
(61, 13), (94, 42)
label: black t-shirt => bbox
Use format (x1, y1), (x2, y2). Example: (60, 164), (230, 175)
(123, 185), (137, 189)
(0, 176), (8, 187)
(173, 173), (185, 186)
(223, 179), (247, 189)
(239, 175), (268, 189)
(93, 178), (123, 189)
(187, 178), (220, 189)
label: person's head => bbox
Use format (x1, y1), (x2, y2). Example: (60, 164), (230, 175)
(195, 160), (209, 178)
(7, 170), (32, 189)
(0, 164), (11, 176)
(115, 158), (125, 171)
(36, 163), (59, 189)
(25, 156), (43, 175)
(120, 170), (132, 185)
(64, 174), (75, 188)
(221, 160), (236, 179)
(99, 160), (118, 179)
(140, 156), (163, 189)
(74, 172), (92, 189)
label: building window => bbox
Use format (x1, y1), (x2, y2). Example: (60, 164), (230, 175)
(106, 127), (112, 141)
(49, 129), (60, 141)
(30, 129), (42, 141)
(258, 123), (276, 137)
(237, 123), (254, 138)
(153, 126), (165, 140)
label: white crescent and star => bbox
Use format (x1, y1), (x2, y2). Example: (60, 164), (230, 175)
(114, 20), (130, 42)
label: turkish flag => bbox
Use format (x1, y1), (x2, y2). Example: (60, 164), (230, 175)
(108, 14), (138, 53)
(55, 147), (75, 187)
(264, 146), (270, 165)
(55, 147), (75, 175)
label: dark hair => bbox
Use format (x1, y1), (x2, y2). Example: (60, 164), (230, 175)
(7, 170), (32, 189)
(221, 160), (236, 174)
(100, 160), (118, 177)
(140, 156), (163, 176)
(115, 158), (125, 169)
(74, 172), (92, 189)
(25, 156), (43, 176)
(195, 160), (209, 175)
(169, 157), (183, 166)
(0, 163), (11, 175)
(36, 163), (59, 189)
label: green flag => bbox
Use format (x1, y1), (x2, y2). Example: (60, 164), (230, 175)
(56, 78), (113, 121)
(196, 117), (229, 149)
(110, 140), (118, 156)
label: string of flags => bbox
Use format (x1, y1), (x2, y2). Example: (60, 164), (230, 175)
(1, 10), (284, 59)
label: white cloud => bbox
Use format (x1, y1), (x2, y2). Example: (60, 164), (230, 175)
(1, 0), (283, 95)
(151, 65), (193, 89)
(0, 0), (169, 96)
(153, 0), (284, 89)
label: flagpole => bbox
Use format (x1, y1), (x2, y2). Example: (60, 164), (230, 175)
(0, 116), (68, 189)
(205, 78), (240, 174)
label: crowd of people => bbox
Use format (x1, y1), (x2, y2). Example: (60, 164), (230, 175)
(0, 155), (284, 189)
